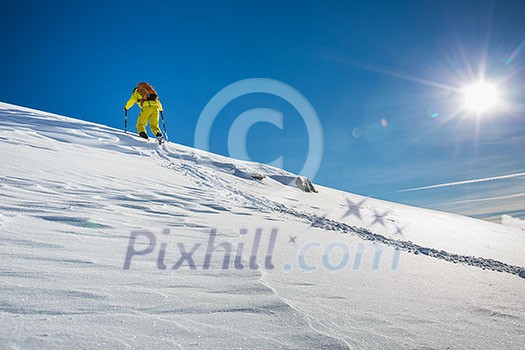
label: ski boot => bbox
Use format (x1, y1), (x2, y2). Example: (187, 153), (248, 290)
(155, 132), (164, 145)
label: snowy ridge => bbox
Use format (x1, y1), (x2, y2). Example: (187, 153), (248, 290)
(1, 102), (524, 349)
(162, 148), (525, 275)
(149, 128), (525, 276)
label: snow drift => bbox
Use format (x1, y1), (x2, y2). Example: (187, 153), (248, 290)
(0, 102), (523, 349)
(502, 214), (525, 230)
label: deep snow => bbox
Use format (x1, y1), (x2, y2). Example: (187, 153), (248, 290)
(0, 102), (523, 349)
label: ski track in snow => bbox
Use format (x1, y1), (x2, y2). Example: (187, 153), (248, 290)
(148, 144), (525, 278)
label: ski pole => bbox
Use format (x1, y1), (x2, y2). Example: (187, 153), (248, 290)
(124, 108), (128, 133)
(160, 111), (169, 142)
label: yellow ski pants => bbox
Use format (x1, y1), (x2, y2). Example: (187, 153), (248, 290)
(136, 103), (161, 135)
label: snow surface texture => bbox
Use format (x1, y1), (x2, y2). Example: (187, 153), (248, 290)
(0, 102), (524, 349)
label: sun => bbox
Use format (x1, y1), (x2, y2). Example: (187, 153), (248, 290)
(464, 81), (499, 113)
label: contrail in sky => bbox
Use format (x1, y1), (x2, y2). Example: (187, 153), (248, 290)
(398, 172), (525, 193)
(436, 192), (525, 206)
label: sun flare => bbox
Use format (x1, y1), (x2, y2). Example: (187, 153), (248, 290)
(464, 82), (499, 113)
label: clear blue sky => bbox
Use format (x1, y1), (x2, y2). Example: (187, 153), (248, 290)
(1, 0), (524, 221)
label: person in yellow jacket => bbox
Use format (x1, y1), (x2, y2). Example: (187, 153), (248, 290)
(124, 83), (164, 140)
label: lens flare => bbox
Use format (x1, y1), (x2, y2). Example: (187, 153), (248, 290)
(464, 82), (499, 113)
(352, 127), (364, 138)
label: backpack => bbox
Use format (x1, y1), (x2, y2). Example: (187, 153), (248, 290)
(136, 82), (158, 103)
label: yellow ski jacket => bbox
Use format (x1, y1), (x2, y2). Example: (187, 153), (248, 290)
(124, 89), (164, 111)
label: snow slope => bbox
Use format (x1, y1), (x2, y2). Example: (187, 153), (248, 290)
(0, 102), (523, 349)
